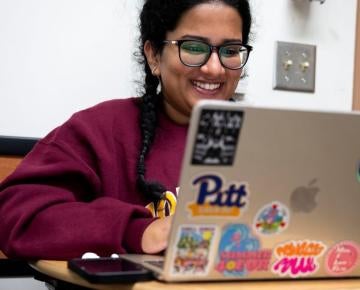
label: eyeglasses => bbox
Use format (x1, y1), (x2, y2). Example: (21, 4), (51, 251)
(163, 39), (252, 70)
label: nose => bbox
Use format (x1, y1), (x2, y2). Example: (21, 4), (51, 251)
(200, 51), (225, 77)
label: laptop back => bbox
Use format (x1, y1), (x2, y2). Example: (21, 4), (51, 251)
(161, 100), (360, 281)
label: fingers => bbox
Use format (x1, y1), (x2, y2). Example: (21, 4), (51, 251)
(141, 216), (173, 254)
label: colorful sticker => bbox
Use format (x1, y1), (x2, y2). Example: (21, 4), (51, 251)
(215, 224), (272, 277)
(325, 241), (360, 276)
(171, 225), (216, 275)
(191, 109), (243, 166)
(253, 202), (289, 235)
(272, 240), (326, 278)
(187, 174), (249, 217)
(357, 162), (360, 183)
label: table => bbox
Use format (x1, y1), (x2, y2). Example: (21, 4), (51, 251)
(30, 260), (360, 290)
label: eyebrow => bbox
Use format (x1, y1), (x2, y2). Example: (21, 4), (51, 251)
(180, 34), (243, 44)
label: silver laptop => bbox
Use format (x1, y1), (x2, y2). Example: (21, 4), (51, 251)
(122, 100), (360, 282)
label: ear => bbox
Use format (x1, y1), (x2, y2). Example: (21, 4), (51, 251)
(144, 40), (160, 76)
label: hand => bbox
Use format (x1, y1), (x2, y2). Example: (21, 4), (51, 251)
(141, 215), (173, 254)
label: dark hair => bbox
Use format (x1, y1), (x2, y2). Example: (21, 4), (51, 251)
(136, 0), (252, 202)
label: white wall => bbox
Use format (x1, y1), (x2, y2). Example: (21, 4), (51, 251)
(246, 0), (357, 111)
(0, 0), (358, 138)
(0, 0), (142, 138)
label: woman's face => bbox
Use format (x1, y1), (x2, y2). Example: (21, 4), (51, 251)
(145, 2), (244, 124)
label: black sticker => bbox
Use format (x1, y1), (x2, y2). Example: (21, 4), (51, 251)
(191, 109), (244, 165)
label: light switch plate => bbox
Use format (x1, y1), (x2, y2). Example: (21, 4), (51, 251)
(273, 41), (316, 93)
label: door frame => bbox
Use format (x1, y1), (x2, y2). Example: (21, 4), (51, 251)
(353, 0), (360, 110)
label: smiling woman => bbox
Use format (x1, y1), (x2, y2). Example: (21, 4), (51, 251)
(0, 0), (252, 260)
(144, 2), (250, 125)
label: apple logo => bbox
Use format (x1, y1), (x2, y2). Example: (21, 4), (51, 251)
(290, 179), (319, 213)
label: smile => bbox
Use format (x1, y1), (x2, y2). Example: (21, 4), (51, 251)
(192, 81), (221, 91)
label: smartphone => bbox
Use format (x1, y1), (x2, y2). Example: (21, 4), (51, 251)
(67, 257), (154, 283)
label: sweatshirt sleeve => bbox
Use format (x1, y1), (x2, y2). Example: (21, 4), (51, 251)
(0, 105), (156, 259)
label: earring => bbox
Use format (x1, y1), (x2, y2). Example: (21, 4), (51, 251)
(151, 66), (158, 76)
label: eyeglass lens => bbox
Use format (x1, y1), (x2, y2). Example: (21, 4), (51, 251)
(179, 40), (249, 69)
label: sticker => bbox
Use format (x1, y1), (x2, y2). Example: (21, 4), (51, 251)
(171, 225), (217, 275)
(215, 224), (272, 277)
(187, 174), (249, 217)
(191, 109), (243, 166)
(357, 162), (360, 183)
(325, 241), (360, 276)
(253, 202), (289, 235)
(272, 240), (326, 278)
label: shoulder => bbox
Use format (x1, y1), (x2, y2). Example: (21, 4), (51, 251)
(67, 97), (141, 127)
(79, 97), (141, 118)
(45, 97), (141, 141)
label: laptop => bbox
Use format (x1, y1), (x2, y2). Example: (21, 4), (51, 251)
(122, 100), (360, 282)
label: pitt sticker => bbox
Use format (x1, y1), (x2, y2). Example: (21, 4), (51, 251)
(187, 174), (249, 217)
(215, 224), (272, 277)
(191, 109), (243, 166)
(325, 241), (360, 276)
(253, 202), (289, 235)
(272, 240), (326, 278)
(171, 225), (216, 275)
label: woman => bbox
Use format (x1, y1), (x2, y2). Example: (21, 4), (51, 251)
(0, 0), (252, 259)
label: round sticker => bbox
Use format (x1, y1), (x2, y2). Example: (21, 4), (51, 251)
(253, 202), (289, 235)
(325, 241), (360, 276)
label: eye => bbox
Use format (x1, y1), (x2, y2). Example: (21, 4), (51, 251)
(221, 46), (240, 57)
(181, 41), (208, 55)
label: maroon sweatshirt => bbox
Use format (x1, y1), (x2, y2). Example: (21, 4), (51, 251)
(0, 98), (188, 259)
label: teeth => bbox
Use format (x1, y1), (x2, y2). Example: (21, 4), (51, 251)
(193, 81), (221, 91)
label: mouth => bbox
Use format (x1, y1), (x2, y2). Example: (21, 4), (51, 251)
(192, 80), (222, 92)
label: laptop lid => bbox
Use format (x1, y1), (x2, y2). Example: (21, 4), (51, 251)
(155, 100), (360, 282)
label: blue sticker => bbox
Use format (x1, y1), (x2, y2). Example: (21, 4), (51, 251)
(215, 224), (272, 277)
(187, 174), (250, 218)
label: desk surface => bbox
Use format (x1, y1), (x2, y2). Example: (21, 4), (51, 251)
(30, 260), (360, 290)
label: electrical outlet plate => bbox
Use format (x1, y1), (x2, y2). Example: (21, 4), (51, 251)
(273, 41), (316, 93)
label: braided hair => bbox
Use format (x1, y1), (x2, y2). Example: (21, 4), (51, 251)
(136, 0), (252, 202)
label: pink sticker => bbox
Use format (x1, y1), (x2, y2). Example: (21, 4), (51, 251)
(272, 240), (326, 278)
(325, 241), (360, 276)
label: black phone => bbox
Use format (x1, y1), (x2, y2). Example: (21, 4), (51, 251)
(67, 257), (154, 283)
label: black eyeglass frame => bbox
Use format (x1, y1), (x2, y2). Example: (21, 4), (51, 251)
(163, 39), (253, 70)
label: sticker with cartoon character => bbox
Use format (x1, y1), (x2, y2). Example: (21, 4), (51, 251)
(171, 225), (216, 276)
(215, 224), (272, 277)
(272, 240), (326, 278)
(191, 109), (243, 166)
(253, 202), (289, 235)
(325, 241), (360, 276)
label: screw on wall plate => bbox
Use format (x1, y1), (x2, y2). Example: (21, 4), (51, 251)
(273, 41), (316, 93)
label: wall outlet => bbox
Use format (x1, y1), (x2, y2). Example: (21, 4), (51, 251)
(273, 41), (316, 93)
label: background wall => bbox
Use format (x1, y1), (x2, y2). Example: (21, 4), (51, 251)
(0, 0), (142, 138)
(0, 0), (357, 289)
(0, 0), (358, 139)
(246, 0), (357, 111)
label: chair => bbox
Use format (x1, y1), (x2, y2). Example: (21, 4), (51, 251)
(0, 135), (39, 277)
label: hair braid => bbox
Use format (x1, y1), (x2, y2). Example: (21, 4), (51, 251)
(136, 64), (166, 202)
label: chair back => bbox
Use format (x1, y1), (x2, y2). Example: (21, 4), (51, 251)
(0, 135), (39, 277)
